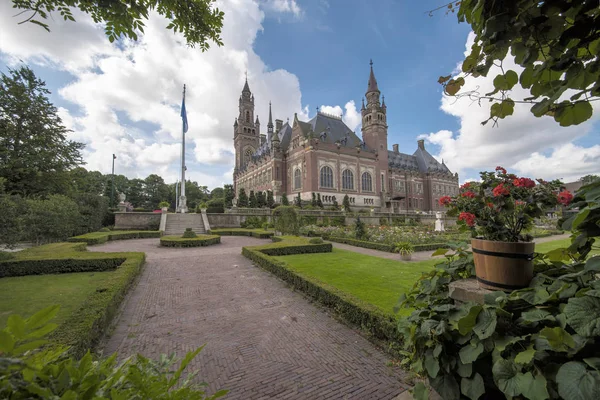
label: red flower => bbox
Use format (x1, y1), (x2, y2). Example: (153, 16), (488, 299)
(458, 212), (476, 227)
(461, 191), (476, 198)
(495, 166), (507, 174)
(460, 182), (471, 189)
(487, 202), (494, 208)
(513, 177), (536, 188)
(515, 200), (526, 206)
(557, 190), (573, 206)
(493, 183), (510, 197)
(438, 196), (452, 206)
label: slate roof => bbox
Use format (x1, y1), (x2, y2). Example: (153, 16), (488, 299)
(387, 147), (452, 174)
(413, 147), (452, 173)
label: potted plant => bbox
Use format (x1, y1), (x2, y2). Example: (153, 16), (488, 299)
(439, 166), (572, 291)
(158, 201), (170, 213)
(395, 242), (414, 261)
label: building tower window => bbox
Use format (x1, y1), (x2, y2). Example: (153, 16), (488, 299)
(244, 148), (253, 166)
(361, 172), (373, 192)
(294, 168), (301, 190)
(320, 166), (334, 188)
(342, 169), (354, 190)
(245, 111), (250, 123)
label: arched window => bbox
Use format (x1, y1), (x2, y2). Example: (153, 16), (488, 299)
(245, 111), (250, 123)
(320, 166), (334, 188)
(294, 168), (301, 190)
(361, 172), (373, 192)
(244, 148), (253, 166)
(342, 169), (354, 190)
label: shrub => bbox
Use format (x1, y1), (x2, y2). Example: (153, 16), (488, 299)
(99, 227), (111, 232)
(0, 251), (15, 261)
(237, 188), (249, 207)
(0, 193), (23, 248)
(273, 206), (300, 235)
(262, 221), (273, 230)
(211, 228), (273, 239)
(72, 193), (110, 235)
(295, 192), (302, 208)
(241, 215), (262, 229)
(0, 256), (126, 278)
(102, 209), (116, 227)
(379, 216), (389, 226)
(0, 306), (227, 399)
(68, 230), (161, 245)
(354, 216), (366, 240)
(24, 195), (80, 245)
(160, 234), (221, 247)
(331, 216), (345, 227)
(281, 193), (289, 206)
(158, 201), (170, 208)
(182, 228), (197, 238)
(342, 194), (351, 212)
(206, 198), (225, 213)
(301, 215), (317, 226)
(394, 242), (414, 255)
(308, 237), (323, 244)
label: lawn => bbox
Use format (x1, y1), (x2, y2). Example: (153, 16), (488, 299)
(273, 248), (437, 316)
(535, 237), (599, 256)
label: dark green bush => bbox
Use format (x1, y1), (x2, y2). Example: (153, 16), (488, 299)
(211, 229), (273, 239)
(257, 243), (332, 256)
(206, 198), (225, 213)
(68, 230), (161, 245)
(182, 228), (197, 238)
(0, 251), (15, 261)
(24, 195), (80, 244)
(273, 206), (300, 235)
(301, 215), (318, 225)
(160, 235), (220, 247)
(379, 216), (389, 226)
(331, 216), (346, 227)
(72, 193), (109, 235)
(326, 236), (449, 253)
(241, 215), (262, 229)
(0, 257), (126, 278)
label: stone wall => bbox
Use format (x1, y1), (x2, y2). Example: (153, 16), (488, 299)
(114, 212), (161, 230)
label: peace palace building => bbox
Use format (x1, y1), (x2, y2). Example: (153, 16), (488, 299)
(233, 62), (459, 213)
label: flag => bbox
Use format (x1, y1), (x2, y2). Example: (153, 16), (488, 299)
(181, 96), (188, 133)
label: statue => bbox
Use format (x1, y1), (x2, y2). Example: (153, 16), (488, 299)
(435, 211), (445, 232)
(118, 192), (126, 204)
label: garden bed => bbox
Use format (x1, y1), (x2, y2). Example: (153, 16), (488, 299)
(68, 230), (161, 245)
(0, 242), (145, 357)
(160, 234), (221, 247)
(211, 228), (274, 239)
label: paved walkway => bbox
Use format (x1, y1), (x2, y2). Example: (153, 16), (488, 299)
(97, 237), (409, 399)
(332, 234), (571, 262)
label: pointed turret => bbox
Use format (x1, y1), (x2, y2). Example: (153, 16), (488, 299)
(255, 114), (260, 124)
(367, 59), (379, 94)
(234, 118), (238, 127)
(382, 95), (386, 109)
(267, 101), (274, 134)
(242, 73), (251, 94)
(361, 98), (365, 110)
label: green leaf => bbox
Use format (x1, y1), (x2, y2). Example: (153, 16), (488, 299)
(521, 372), (549, 400)
(13, 339), (48, 355)
(520, 66), (535, 88)
(493, 70), (519, 91)
(556, 362), (600, 400)
(493, 359), (523, 397)
(539, 327), (575, 351)
(430, 373), (460, 400)
(459, 341), (484, 364)
(515, 345), (536, 365)
(412, 382), (429, 400)
(0, 330), (15, 353)
(473, 308), (497, 339)
(544, 247), (571, 262)
(584, 358), (600, 371)
(169, 345), (205, 388)
(457, 305), (482, 335)
(461, 373), (485, 400)
(7, 315), (26, 338)
(425, 352), (440, 378)
(490, 99), (515, 119)
(495, 336), (521, 352)
(585, 256), (600, 272)
(432, 248), (449, 257)
(25, 323), (58, 339)
(565, 296), (600, 336)
(457, 361), (472, 378)
(572, 208), (590, 229)
(445, 77), (465, 96)
(520, 309), (554, 323)
(25, 305), (60, 330)
(554, 101), (593, 127)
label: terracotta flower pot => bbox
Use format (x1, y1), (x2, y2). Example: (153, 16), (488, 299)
(471, 238), (535, 292)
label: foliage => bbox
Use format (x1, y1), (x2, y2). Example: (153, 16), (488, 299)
(295, 192), (302, 208)
(0, 66), (84, 197)
(237, 188), (249, 207)
(0, 306), (227, 399)
(0, 194), (24, 248)
(331, 198), (339, 210)
(68, 230), (161, 245)
(354, 216), (366, 240)
(182, 228), (198, 238)
(160, 234), (221, 247)
(397, 181), (600, 400)
(248, 190), (258, 208)
(441, 167), (566, 242)
(438, 0), (600, 127)
(311, 192), (317, 207)
(394, 242), (414, 255)
(0, 251), (15, 261)
(0, 255), (125, 278)
(281, 192), (289, 206)
(342, 194), (351, 212)
(273, 206), (300, 235)
(159, 201), (170, 208)
(579, 174), (600, 185)
(223, 184), (234, 208)
(255, 191), (265, 208)
(316, 193), (323, 208)
(206, 197), (224, 213)
(308, 237), (324, 244)
(332, 216), (345, 227)
(240, 215), (263, 229)
(99, 227), (111, 232)
(210, 228), (273, 239)
(72, 192), (110, 234)
(266, 190), (275, 208)
(23, 195), (80, 245)
(11, 0), (225, 51)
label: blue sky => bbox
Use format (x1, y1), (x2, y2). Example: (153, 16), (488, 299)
(1, 0), (598, 187)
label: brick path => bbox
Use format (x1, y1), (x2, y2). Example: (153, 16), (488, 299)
(96, 237), (409, 399)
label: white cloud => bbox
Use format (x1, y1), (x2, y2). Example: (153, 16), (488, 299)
(319, 100), (362, 132)
(0, 0), (309, 188)
(421, 32), (600, 182)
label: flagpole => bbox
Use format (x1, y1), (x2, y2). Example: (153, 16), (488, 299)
(180, 84), (187, 213)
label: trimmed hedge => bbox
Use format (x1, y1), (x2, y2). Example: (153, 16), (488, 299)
(211, 228), (274, 239)
(160, 235), (221, 247)
(68, 230), (161, 245)
(0, 257), (126, 278)
(242, 246), (399, 344)
(326, 236), (450, 253)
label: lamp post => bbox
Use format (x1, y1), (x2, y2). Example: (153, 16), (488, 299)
(111, 154), (116, 208)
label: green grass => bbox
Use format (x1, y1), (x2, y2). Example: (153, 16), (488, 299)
(534, 238), (599, 256)
(273, 248), (437, 316)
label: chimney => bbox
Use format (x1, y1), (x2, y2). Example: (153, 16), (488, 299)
(275, 119), (283, 132)
(417, 139), (425, 150)
(393, 144), (399, 153)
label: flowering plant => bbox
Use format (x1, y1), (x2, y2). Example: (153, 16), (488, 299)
(439, 167), (570, 242)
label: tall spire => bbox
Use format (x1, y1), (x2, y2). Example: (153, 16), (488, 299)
(367, 59), (379, 94)
(242, 70), (251, 94)
(267, 101), (274, 134)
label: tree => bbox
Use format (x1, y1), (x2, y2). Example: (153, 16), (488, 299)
(126, 178), (146, 208)
(311, 192), (317, 207)
(67, 167), (105, 197)
(295, 192), (302, 208)
(24, 194), (80, 244)
(579, 174), (600, 185)
(342, 194), (351, 212)
(437, 0), (600, 127)
(237, 188), (248, 207)
(0, 66), (84, 196)
(249, 190), (257, 208)
(256, 191), (265, 208)
(332, 197), (339, 210)
(266, 190), (275, 208)
(223, 184), (234, 208)
(144, 174), (169, 210)
(316, 193), (323, 208)
(281, 193), (289, 206)
(354, 216), (366, 240)
(11, 0), (225, 50)
(210, 187), (224, 199)
(273, 206), (300, 235)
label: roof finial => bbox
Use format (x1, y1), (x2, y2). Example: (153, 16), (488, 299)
(242, 70), (251, 93)
(370, 59), (373, 67)
(316, 106), (320, 113)
(367, 59), (379, 94)
(267, 101), (274, 134)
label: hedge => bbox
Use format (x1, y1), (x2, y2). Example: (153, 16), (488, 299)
(160, 235), (221, 247)
(68, 230), (161, 245)
(211, 228), (274, 239)
(326, 236), (450, 253)
(0, 257), (126, 278)
(242, 246), (399, 345)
